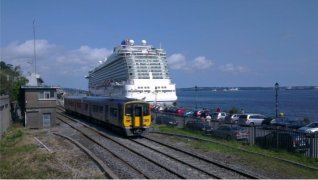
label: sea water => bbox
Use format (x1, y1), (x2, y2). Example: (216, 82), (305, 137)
(176, 89), (318, 121)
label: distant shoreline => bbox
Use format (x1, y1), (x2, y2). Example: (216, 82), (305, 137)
(177, 86), (318, 91)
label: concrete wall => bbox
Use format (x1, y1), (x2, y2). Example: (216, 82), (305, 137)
(25, 108), (56, 128)
(0, 95), (11, 139)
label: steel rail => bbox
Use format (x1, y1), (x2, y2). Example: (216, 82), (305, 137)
(141, 135), (260, 179)
(57, 112), (186, 179)
(56, 115), (150, 179)
(130, 138), (222, 178)
(56, 112), (185, 179)
(151, 131), (318, 172)
(52, 132), (118, 179)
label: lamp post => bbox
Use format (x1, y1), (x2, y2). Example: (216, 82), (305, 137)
(275, 82), (279, 119)
(195, 85), (198, 109)
(154, 87), (157, 106)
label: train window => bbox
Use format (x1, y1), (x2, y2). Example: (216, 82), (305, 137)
(110, 108), (117, 117)
(93, 105), (99, 112)
(105, 105), (109, 116)
(98, 106), (103, 113)
(84, 104), (88, 111)
(77, 102), (81, 108)
(135, 107), (142, 116)
(125, 104), (132, 116)
(118, 104), (123, 120)
(142, 104), (150, 116)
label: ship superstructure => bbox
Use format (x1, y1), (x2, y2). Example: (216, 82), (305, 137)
(86, 39), (177, 105)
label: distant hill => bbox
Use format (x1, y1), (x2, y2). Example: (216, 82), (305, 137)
(177, 86), (318, 91)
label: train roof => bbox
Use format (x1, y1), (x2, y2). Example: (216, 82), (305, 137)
(64, 96), (144, 104)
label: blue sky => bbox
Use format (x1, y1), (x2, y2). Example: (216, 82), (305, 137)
(1, 0), (317, 89)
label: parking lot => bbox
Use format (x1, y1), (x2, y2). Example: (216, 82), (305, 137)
(152, 111), (318, 159)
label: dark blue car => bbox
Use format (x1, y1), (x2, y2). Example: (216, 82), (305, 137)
(255, 131), (309, 153)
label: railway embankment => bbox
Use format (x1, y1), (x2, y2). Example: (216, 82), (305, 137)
(0, 123), (105, 179)
(1, 121), (318, 178)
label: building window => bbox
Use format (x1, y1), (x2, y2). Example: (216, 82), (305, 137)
(39, 90), (56, 100)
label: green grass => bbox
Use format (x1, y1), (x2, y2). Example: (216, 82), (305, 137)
(0, 126), (70, 179)
(155, 125), (318, 178)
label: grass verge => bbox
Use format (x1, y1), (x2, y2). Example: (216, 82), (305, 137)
(0, 125), (70, 178)
(155, 125), (318, 178)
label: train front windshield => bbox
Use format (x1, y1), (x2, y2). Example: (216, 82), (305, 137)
(125, 103), (150, 116)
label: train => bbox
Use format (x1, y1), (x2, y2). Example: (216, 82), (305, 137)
(64, 96), (151, 136)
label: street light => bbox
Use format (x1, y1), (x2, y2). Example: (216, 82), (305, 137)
(195, 85), (198, 109)
(275, 82), (279, 119)
(154, 87), (157, 106)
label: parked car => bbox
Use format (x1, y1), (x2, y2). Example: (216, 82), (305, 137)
(238, 114), (266, 126)
(183, 111), (194, 117)
(185, 121), (213, 134)
(211, 112), (227, 121)
(271, 119), (309, 130)
(261, 117), (276, 128)
(255, 131), (309, 153)
(298, 122), (318, 135)
(211, 125), (248, 141)
(176, 107), (187, 116)
(224, 114), (241, 124)
(156, 116), (178, 127)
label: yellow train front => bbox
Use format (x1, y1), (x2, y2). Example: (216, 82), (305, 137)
(64, 96), (151, 136)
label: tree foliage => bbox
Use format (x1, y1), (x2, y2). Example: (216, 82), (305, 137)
(0, 61), (28, 101)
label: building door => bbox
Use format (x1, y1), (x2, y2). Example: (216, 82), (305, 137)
(43, 113), (51, 128)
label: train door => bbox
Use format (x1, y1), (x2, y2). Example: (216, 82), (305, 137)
(132, 104), (144, 127)
(104, 105), (109, 123)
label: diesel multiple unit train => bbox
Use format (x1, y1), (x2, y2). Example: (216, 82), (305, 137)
(64, 96), (151, 136)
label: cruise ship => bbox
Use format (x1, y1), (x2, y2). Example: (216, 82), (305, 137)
(86, 39), (177, 106)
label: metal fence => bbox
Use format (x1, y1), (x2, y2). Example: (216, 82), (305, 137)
(152, 111), (318, 159)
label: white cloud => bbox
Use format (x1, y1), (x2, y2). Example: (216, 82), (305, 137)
(167, 54), (214, 71)
(166, 53), (187, 70)
(219, 63), (247, 74)
(192, 56), (213, 69)
(1, 39), (112, 88)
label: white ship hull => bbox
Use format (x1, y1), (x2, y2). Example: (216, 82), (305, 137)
(90, 79), (177, 106)
(87, 39), (178, 106)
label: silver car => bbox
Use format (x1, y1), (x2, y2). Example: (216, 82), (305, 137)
(212, 125), (248, 140)
(238, 114), (266, 126)
(298, 122), (318, 134)
(211, 112), (227, 121)
(224, 114), (241, 124)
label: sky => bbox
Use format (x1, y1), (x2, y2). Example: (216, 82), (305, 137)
(1, 0), (317, 89)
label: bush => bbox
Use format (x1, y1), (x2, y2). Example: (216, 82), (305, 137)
(229, 107), (240, 114)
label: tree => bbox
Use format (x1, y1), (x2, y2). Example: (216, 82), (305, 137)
(0, 61), (28, 101)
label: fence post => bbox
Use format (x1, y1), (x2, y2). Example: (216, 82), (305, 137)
(253, 126), (256, 145)
(276, 127), (279, 150)
(309, 133), (314, 158)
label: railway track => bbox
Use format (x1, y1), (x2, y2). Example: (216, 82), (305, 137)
(131, 137), (261, 179)
(56, 114), (151, 179)
(56, 108), (260, 179)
